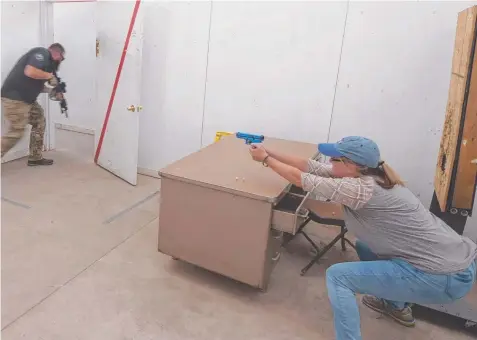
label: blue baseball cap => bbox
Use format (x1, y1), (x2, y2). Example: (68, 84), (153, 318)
(318, 136), (380, 168)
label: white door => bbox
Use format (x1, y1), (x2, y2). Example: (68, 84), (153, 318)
(94, 0), (143, 185)
(1, 1), (43, 163)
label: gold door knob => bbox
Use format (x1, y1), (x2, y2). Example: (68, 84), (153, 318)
(127, 105), (136, 112)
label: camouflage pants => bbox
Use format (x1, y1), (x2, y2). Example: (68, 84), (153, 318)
(1, 97), (45, 161)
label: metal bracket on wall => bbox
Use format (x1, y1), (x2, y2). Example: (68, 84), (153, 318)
(448, 207), (471, 217)
(96, 38), (99, 57)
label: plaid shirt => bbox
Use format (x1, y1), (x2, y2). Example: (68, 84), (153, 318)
(300, 159), (375, 210)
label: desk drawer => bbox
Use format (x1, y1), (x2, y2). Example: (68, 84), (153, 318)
(271, 193), (308, 235)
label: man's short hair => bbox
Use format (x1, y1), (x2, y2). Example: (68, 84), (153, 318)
(49, 43), (65, 53)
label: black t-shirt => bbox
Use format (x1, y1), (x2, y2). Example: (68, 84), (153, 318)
(1, 47), (56, 104)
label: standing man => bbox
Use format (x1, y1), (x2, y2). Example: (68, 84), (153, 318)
(1, 43), (65, 166)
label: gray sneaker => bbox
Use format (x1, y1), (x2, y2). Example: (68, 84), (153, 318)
(362, 295), (415, 327)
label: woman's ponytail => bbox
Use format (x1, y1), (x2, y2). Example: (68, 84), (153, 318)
(360, 161), (405, 189)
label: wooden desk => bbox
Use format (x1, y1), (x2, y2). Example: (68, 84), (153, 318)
(158, 135), (317, 290)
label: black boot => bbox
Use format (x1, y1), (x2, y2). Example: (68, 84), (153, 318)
(27, 158), (54, 166)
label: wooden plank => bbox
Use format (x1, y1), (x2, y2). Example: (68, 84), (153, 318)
(452, 9), (469, 76)
(434, 6), (477, 211)
(452, 40), (477, 209)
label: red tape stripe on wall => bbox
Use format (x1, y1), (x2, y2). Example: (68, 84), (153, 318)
(94, 0), (142, 163)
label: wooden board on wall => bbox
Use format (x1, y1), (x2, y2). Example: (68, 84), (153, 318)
(434, 6), (477, 212)
(452, 32), (477, 210)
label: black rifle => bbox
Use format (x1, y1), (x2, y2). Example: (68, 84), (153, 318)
(52, 71), (68, 118)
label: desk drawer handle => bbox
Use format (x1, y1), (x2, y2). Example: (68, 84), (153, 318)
(272, 252), (281, 261)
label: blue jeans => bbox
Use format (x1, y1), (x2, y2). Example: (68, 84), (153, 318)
(326, 240), (477, 340)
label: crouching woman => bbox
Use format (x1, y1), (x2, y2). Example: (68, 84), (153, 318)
(248, 136), (477, 340)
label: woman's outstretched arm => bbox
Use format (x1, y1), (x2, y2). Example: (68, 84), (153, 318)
(265, 147), (333, 177)
(249, 145), (372, 209)
(265, 148), (309, 172)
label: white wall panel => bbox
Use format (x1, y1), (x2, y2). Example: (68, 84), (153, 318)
(138, 1), (211, 172)
(201, 1), (348, 146)
(53, 2), (97, 132)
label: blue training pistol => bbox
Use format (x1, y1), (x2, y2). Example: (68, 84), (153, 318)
(236, 132), (265, 145)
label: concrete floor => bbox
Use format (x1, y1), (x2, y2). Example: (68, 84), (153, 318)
(1, 130), (476, 339)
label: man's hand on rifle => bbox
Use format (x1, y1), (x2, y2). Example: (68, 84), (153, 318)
(55, 92), (64, 101)
(48, 75), (59, 87)
(48, 71), (68, 118)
